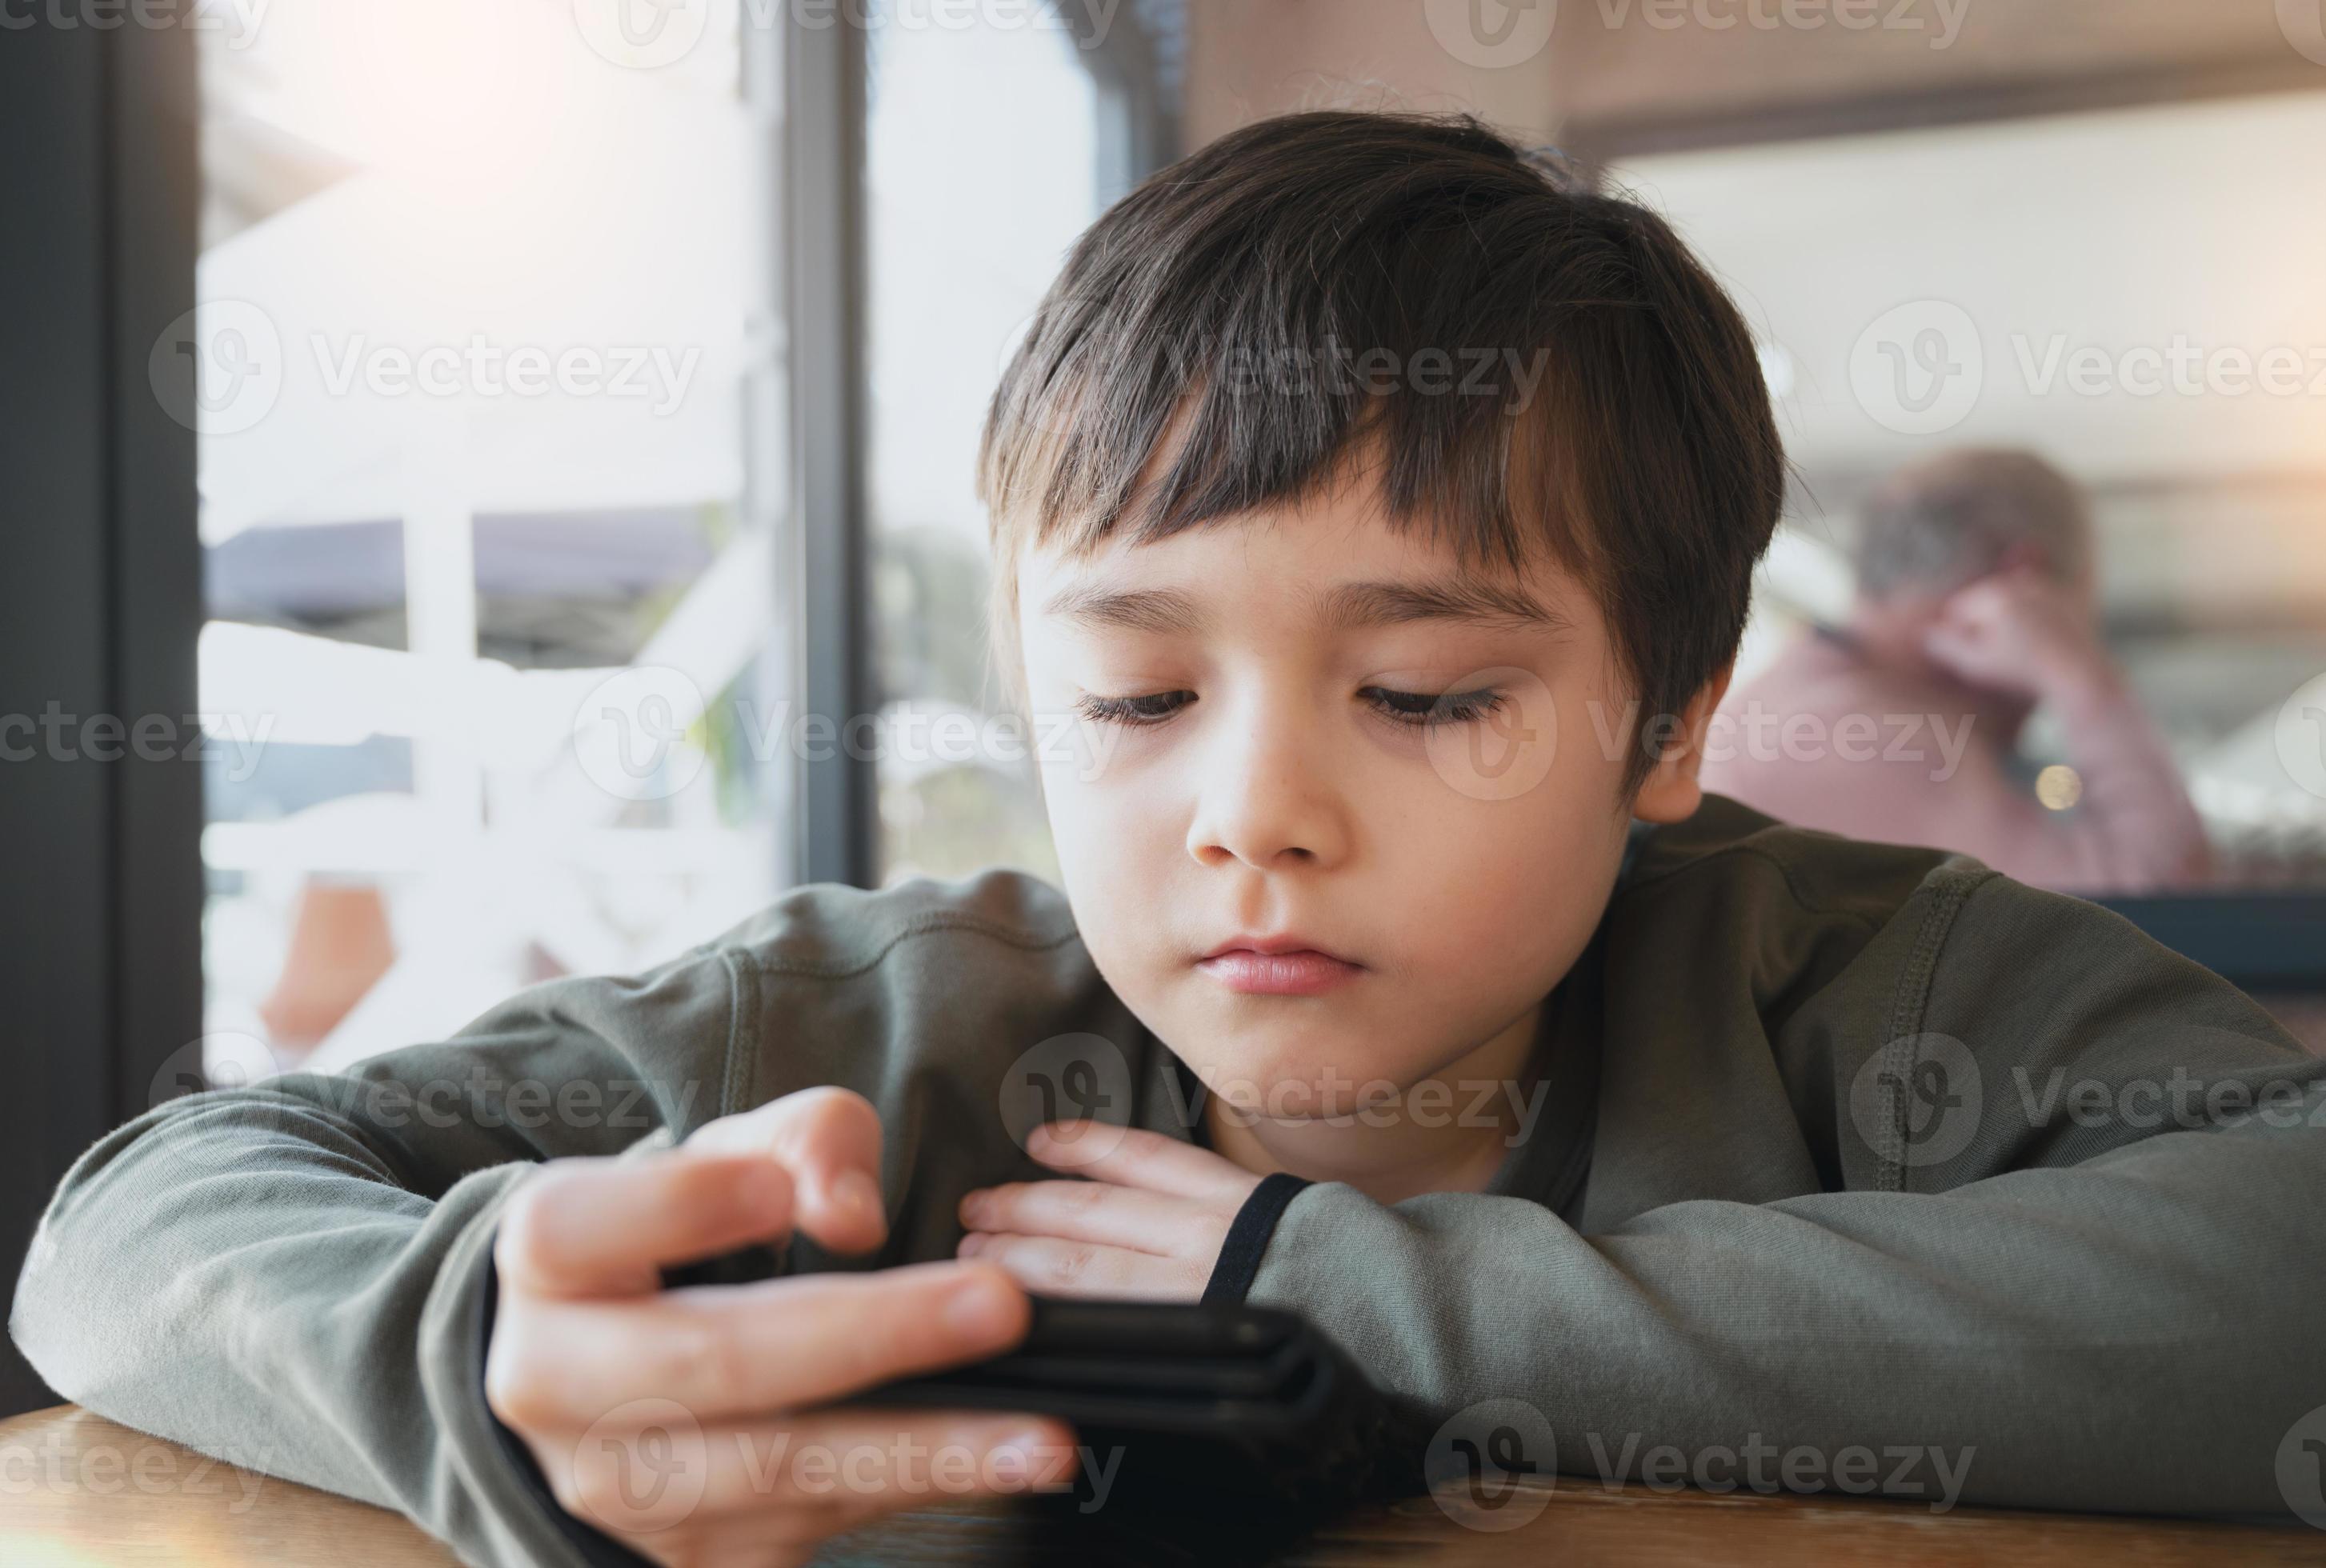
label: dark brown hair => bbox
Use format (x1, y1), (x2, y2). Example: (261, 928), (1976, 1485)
(978, 110), (1785, 790)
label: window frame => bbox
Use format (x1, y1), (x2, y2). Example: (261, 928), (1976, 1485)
(0, 18), (202, 1418)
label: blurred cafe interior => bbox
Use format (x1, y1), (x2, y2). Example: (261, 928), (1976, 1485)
(6, 0), (2326, 1415)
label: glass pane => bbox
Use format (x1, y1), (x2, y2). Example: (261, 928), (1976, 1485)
(191, 2), (786, 1078)
(865, 2), (1107, 887)
(1615, 94), (2326, 897)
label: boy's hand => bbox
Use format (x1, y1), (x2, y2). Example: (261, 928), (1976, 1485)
(486, 1087), (1075, 1568)
(955, 1122), (1263, 1301)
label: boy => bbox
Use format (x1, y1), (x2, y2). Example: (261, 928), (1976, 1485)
(14, 112), (2326, 1568)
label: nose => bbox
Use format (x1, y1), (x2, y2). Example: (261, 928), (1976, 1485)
(1184, 692), (1352, 874)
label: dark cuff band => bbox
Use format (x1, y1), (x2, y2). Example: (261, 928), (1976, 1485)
(479, 1252), (663, 1568)
(1202, 1173), (1312, 1306)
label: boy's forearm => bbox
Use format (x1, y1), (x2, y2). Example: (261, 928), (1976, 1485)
(1234, 870), (2326, 1517)
(7, 1085), (587, 1568)
(1244, 1110), (2326, 1518)
(5, 954), (736, 1568)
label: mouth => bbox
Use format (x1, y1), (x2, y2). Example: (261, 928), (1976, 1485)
(1195, 935), (1364, 997)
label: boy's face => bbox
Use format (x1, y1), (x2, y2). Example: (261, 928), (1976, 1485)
(1015, 473), (1716, 1115)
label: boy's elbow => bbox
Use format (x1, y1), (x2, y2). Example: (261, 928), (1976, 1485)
(9, 1210), (94, 1406)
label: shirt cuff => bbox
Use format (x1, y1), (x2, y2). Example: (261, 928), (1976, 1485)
(478, 1256), (664, 1568)
(1202, 1173), (1313, 1305)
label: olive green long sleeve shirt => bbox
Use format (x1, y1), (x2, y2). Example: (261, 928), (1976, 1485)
(14, 798), (2326, 1564)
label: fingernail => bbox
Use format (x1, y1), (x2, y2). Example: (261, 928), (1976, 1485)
(832, 1169), (882, 1221)
(958, 1232), (984, 1257)
(944, 1273), (1018, 1339)
(999, 1426), (1071, 1488)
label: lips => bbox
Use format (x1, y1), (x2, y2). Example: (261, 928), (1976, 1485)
(1195, 936), (1363, 996)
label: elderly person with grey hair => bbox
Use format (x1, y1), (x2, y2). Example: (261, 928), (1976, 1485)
(1703, 448), (2211, 894)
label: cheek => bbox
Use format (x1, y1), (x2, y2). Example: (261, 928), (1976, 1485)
(1371, 694), (1632, 967)
(1035, 744), (1182, 974)
(1376, 792), (1614, 976)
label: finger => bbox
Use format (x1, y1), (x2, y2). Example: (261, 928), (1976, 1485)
(687, 1086), (887, 1254)
(959, 1180), (1198, 1256)
(1030, 1122), (1253, 1202)
(763, 1407), (1078, 1509)
(552, 1408), (1078, 1538)
(959, 1232), (1208, 1302)
(497, 1150), (795, 1299)
(492, 1262), (1033, 1427)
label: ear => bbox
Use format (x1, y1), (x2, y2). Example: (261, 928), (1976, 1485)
(1630, 664), (1734, 826)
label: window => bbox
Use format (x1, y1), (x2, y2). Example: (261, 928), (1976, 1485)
(864, 0), (1173, 886)
(1618, 94), (2326, 902)
(189, 1), (788, 1076)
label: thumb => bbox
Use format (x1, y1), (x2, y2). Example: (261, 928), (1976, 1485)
(687, 1086), (887, 1254)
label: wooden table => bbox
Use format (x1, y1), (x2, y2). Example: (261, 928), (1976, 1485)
(3, 1404), (2320, 1566)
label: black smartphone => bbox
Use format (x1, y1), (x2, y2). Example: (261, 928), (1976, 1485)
(847, 1298), (1411, 1503)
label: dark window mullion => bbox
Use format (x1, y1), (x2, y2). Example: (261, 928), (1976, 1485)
(784, 13), (877, 890)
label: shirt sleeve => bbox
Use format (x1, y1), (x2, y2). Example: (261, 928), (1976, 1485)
(8, 949), (744, 1568)
(1238, 876), (2326, 1518)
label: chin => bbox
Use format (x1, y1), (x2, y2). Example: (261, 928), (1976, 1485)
(1173, 1026), (1425, 1121)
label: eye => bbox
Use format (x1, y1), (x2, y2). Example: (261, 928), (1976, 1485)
(1075, 690), (1193, 726)
(1362, 685), (1509, 726)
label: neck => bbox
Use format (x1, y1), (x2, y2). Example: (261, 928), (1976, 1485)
(1202, 1001), (1546, 1206)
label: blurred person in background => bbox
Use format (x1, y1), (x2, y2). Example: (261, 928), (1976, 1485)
(1703, 448), (2212, 894)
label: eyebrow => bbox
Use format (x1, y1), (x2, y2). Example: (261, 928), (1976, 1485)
(1038, 574), (1569, 635)
(1311, 577), (1569, 634)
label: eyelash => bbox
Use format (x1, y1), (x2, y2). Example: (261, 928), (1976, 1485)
(1073, 687), (1509, 729)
